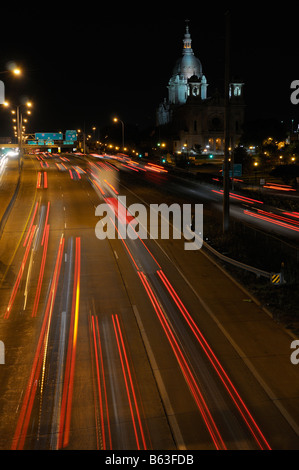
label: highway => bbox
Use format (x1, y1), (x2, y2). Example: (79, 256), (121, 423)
(113, 156), (299, 244)
(0, 151), (299, 450)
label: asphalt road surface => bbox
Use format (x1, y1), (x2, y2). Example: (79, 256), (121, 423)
(0, 151), (298, 450)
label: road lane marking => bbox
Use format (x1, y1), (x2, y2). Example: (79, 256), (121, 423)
(0, 181), (38, 290)
(154, 241), (299, 439)
(90, 314), (112, 450)
(11, 234), (65, 449)
(58, 237), (81, 449)
(112, 313), (147, 450)
(23, 244), (34, 310)
(50, 311), (66, 450)
(23, 201), (39, 247)
(4, 225), (36, 319)
(132, 305), (186, 450)
(32, 225), (50, 318)
(119, 181), (299, 440)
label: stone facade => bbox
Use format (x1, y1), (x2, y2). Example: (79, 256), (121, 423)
(156, 22), (245, 159)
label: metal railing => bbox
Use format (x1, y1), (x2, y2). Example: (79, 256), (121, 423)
(186, 226), (273, 280)
(203, 237), (272, 279)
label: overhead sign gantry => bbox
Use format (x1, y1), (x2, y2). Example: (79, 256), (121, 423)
(25, 130), (77, 149)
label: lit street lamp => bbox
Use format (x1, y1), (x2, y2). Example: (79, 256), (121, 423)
(0, 67), (22, 76)
(3, 100), (33, 148)
(113, 117), (125, 150)
(77, 128), (87, 154)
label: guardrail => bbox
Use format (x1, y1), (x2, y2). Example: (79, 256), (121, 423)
(0, 156), (22, 241)
(203, 238), (272, 279)
(186, 226), (281, 283)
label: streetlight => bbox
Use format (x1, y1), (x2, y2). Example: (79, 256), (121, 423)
(77, 128), (86, 154)
(113, 117), (125, 150)
(3, 100), (33, 147)
(0, 66), (22, 76)
(12, 68), (21, 76)
(253, 161), (259, 186)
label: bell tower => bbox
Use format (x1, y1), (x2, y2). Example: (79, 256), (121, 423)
(229, 82), (244, 101)
(187, 74), (208, 100)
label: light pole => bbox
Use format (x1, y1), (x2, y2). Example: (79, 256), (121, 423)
(223, 10), (231, 233)
(77, 127), (88, 154)
(3, 100), (32, 153)
(0, 67), (22, 104)
(113, 117), (125, 150)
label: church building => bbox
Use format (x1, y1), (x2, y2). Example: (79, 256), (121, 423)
(156, 21), (245, 160)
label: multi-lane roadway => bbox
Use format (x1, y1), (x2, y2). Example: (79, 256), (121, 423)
(0, 151), (298, 450)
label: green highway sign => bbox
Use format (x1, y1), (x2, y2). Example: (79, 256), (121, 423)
(222, 163), (242, 177)
(35, 132), (63, 141)
(65, 130), (77, 141)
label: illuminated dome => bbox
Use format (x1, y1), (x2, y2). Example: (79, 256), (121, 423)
(172, 54), (202, 80)
(172, 22), (202, 79)
(167, 22), (206, 105)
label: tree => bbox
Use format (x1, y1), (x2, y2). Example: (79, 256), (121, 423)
(270, 164), (299, 185)
(233, 145), (250, 171)
(241, 118), (286, 147)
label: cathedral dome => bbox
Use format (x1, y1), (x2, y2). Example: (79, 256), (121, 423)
(172, 54), (202, 80)
(166, 21), (208, 106)
(171, 22), (203, 80)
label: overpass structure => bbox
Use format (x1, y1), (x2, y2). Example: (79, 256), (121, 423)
(25, 130), (77, 151)
(0, 144), (19, 148)
(0, 130), (78, 152)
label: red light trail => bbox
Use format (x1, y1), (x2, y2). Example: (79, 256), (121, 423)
(156, 269), (271, 450)
(4, 225), (36, 319)
(211, 189), (263, 205)
(11, 235), (65, 449)
(58, 237), (81, 449)
(112, 313), (148, 450)
(137, 270), (226, 450)
(244, 210), (299, 232)
(90, 315), (112, 450)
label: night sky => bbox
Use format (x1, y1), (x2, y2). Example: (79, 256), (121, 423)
(0, 2), (298, 138)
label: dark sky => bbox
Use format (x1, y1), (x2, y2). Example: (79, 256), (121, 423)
(0, 2), (298, 138)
